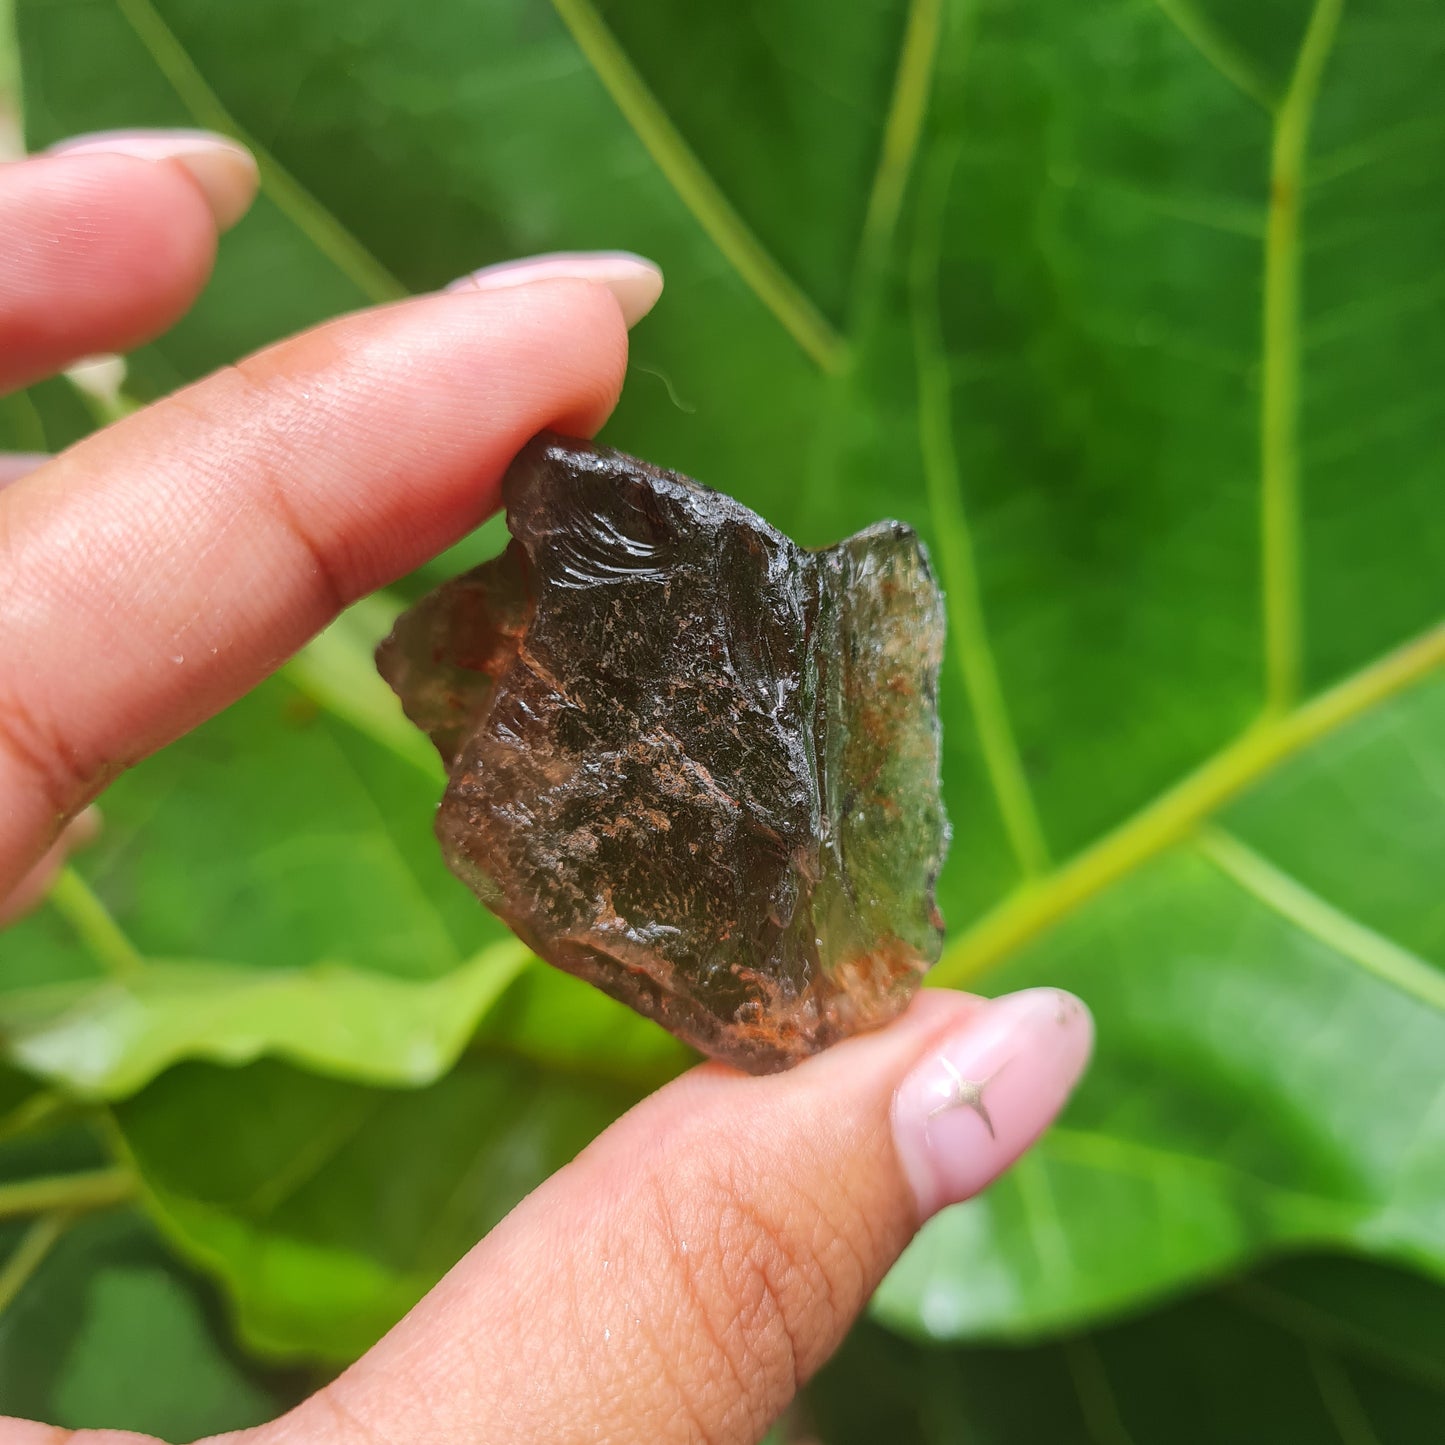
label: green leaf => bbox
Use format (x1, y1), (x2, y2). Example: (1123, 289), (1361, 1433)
(1, 670), (493, 983)
(0, 376), (98, 456)
(0, 0), (17, 158)
(99, 965), (689, 1362)
(0, 941), (529, 1098)
(12, 0), (1445, 1345)
(0, 1208), (305, 1435)
(811, 1258), (1445, 1445)
(1229, 1255), (1445, 1390)
(0, 633), (692, 1106)
(880, 673), (1445, 1338)
(113, 1039), (672, 1362)
(0, 1073), (306, 1435)
(0, 666), (530, 1084)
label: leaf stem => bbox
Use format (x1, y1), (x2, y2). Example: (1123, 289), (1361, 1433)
(935, 620), (1444, 984)
(1260, 0), (1344, 714)
(0, 1212), (69, 1316)
(46, 867), (145, 980)
(0, 1165), (136, 1220)
(548, 0), (845, 373)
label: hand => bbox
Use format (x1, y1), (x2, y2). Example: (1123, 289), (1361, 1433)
(0, 129), (1092, 1445)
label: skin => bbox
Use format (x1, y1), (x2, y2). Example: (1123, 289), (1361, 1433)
(0, 137), (1090, 1445)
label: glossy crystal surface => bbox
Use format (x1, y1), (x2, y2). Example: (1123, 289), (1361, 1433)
(378, 435), (949, 1072)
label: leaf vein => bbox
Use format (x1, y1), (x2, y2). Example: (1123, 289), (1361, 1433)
(1013, 1149), (1073, 1284)
(910, 138), (1052, 880)
(0, 1212), (69, 1318)
(112, 0), (405, 304)
(1063, 1338), (1138, 1445)
(1042, 1126), (1366, 1225)
(1308, 1349), (1386, 1445)
(242, 1093), (382, 1217)
(1228, 1279), (1445, 1392)
(935, 620), (1444, 985)
(547, 0), (844, 372)
(1147, 0), (1280, 111)
(1197, 827), (1445, 1013)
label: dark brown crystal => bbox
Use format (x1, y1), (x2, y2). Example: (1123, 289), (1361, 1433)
(378, 434), (949, 1073)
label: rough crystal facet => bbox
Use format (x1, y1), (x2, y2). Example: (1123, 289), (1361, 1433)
(377, 434), (950, 1073)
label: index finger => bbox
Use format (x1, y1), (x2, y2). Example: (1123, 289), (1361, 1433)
(0, 278), (633, 893)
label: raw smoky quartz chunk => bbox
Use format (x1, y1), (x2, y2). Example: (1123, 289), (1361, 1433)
(377, 434), (949, 1073)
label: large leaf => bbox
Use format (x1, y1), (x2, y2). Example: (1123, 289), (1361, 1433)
(112, 1023), (680, 1361)
(0, 592), (686, 1100)
(0, 374), (96, 456)
(0, 1209), (306, 1435)
(810, 1258), (1445, 1445)
(0, 942), (531, 1098)
(879, 671), (1445, 1337)
(12, 0), (1445, 1345)
(0, 1068), (307, 1433)
(0, 648), (537, 1094)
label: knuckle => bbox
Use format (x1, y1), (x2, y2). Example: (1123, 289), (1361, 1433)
(0, 682), (92, 822)
(308, 1382), (397, 1445)
(0, 493), (114, 826)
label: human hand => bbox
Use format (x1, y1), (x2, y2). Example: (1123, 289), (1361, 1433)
(0, 129), (1092, 1445)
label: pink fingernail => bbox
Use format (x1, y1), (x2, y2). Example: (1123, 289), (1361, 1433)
(445, 250), (664, 328)
(0, 454), (49, 491)
(46, 128), (259, 231)
(892, 988), (1093, 1219)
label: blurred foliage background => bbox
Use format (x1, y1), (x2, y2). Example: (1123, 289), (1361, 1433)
(1, 0), (1443, 1439)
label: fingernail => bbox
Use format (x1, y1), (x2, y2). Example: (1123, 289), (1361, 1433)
(47, 129), (259, 231)
(446, 250), (664, 328)
(892, 988), (1093, 1219)
(0, 453), (49, 491)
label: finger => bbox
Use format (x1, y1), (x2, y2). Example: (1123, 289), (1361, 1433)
(254, 987), (1093, 1445)
(0, 270), (647, 892)
(0, 806), (99, 927)
(0, 1423), (156, 1445)
(0, 129), (258, 392)
(0, 454), (47, 490)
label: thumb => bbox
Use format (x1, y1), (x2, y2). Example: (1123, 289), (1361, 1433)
(248, 987), (1092, 1445)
